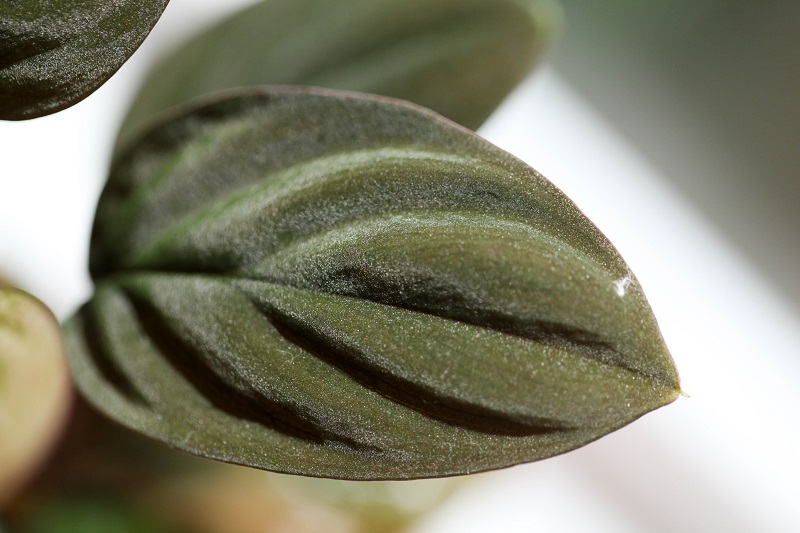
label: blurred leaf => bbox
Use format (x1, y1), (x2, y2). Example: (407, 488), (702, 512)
(66, 87), (679, 480)
(0, 284), (71, 505)
(0, 0), (170, 120)
(147, 468), (460, 533)
(117, 0), (560, 147)
(21, 497), (173, 533)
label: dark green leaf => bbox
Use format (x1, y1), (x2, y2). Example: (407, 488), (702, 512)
(0, 0), (170, 120)
(116, 0), (560, 147)
(66, 87), (680, 480)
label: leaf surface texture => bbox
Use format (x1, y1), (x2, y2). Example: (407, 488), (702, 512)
(1, 0), (169, 119)
(67, 88), (680, 479)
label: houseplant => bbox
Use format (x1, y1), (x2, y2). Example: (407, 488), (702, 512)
(1, 0), (680, 530)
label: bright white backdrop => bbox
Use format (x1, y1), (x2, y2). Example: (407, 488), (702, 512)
(2, 2), (799, 531)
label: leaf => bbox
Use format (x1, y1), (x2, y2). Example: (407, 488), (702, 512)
(0, 0), (170, 120)
(66, 87), (680, 480)
(21, 497), (174, 533)
(145, 466), (459, 533)
(0, 283), (71, 504)
(116, 0), (560, 147)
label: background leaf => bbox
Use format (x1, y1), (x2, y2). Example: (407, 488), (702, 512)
(0, 0), (170, 120)
(0, 283), (71, 504)
(116, 0), (560, 147)
(67, 87), (679, 480)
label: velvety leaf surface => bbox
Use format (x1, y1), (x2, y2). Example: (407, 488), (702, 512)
(66, 87), (680, 480)
(0, 283), (71, 504)
(0, 0), (169, 120)
(116, 0), (559, 147)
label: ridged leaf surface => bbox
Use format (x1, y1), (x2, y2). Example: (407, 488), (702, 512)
(0, 0), (169, 120)
(66, 88), (680, 479)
